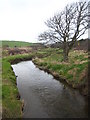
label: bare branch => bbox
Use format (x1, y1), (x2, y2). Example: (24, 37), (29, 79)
(38, 1), (88, 61)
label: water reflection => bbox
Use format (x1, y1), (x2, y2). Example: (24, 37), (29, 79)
(12, 61), (88, 118)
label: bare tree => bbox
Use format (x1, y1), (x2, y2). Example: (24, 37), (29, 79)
(38, 1), (88, 61)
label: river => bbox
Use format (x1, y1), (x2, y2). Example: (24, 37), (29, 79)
(12, 61), (88, 118)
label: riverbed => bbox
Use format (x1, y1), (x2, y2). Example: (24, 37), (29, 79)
(12, 61), (88, 118)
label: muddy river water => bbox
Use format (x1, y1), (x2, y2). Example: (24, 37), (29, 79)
(12, 61), (88, 118)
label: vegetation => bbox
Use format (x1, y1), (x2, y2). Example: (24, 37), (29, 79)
(1, 1), (88, 118)
(2, 54), (33, 118)
(2, 58), (21, 118)
(0, 41), (2, 118)
(2, 40), (34, 48)
(33, 48), (88, 94)
(2, 40), (89, 118)
(0, 41), (2, 47)
(38, 1), (88, 61)
(0, 58), (2, 118)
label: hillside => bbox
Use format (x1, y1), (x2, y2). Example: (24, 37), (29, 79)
(2, 40), (34, 48)
(73, 39), (88, 50)
(50, 39), (88, 51)
(2, 40), (46, 56)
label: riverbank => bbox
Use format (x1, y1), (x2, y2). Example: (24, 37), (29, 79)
(12, 60), (88, 118)
(2, 54), (33, 118)
(2, 47), (89, 118)
(2, 50), (49, 118)
(6, 48), (88, 96)
(32, 48), (88, 96)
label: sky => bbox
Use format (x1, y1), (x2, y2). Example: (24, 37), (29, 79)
(0, 0), (88, 43)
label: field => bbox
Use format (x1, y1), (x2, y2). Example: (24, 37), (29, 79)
(2, 40), (34, 48)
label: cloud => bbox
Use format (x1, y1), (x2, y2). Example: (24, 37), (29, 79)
(0, 0), (87, 43)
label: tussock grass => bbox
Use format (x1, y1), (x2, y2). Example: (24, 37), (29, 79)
(34, 48), (88, 89)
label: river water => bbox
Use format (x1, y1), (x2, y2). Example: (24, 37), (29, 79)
(12, 61), (88, 118)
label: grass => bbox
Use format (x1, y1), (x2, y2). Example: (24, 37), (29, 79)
(0, 41), (2, 47)
(2, 45), (89, 118)
(2, 59), (21, 118)
(2, 53), (34, 118)
(33, 48), (88, 88)
(0, 58), (2, 118)
(6, 54), (34, 64)
(2, 48), (58, 118)
(2, 40), (34, 48)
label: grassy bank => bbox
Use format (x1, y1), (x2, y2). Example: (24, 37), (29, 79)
(2, 40), (33, 48)
(2, 54), (33, 118)
(2, 59), (22, 118)
(33, 48), (88, 95)
(2, 49), (55, 118)
(2, 46), (89, 118)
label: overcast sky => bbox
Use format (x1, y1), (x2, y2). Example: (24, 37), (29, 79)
(0, 0), (88, 43)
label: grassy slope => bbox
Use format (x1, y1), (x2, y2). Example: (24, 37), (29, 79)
(2, 54), (33, 118)
(2, 40), (36, 118)
(2, 40), (33, 47)
(2, 47), (52, 118)
(33, 48), (88, 93)
(2, 59), (21, 118)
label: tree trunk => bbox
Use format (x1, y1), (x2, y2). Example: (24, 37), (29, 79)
(63, 42), (69, 62)
(63, 48), (69, 62)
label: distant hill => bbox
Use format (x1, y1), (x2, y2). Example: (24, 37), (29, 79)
(73, 39), (88, 50)
(1, 39), (88, 50)
(2, 40), (34, 48)
(50, 39), (88, 51)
